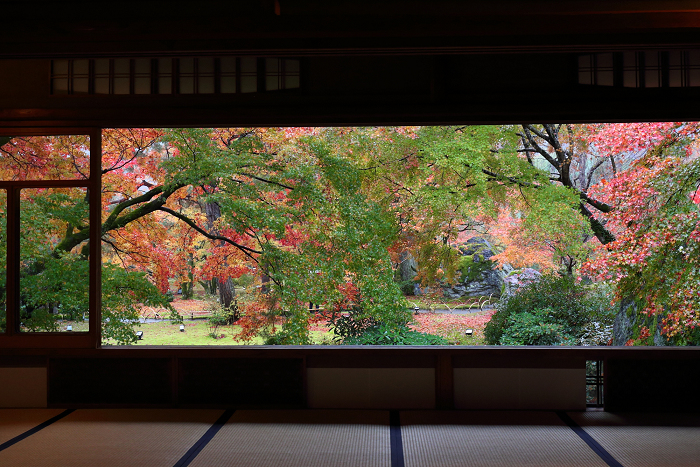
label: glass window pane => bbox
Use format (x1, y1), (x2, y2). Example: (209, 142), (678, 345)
(134, 77), (151, 94)
(284, 59), (300, 74)
(114, 59), (130, 75)
(134, 59), (151, 94)
(198, 76), (214, 94)
(73, 77), (89, 94)
(179, 58), (195, 74)
(266, 76), (280, 91)
(51, 60), (70, 95)
(220, 57), (237, 93)
(20, 187), (89, 333)
(114, 78), (130, 95)
(266, 58), (279, 73)
(220, 57), (236, 74)
(159, 77), (172, 94)
(158, 59), (173, 94)
(241, 76), (257, 93)
(52, 60), (69, 75)
(179, 58), (196, 94)
(73, 60), (89, 75)
(179, 77), (195, 94)
(646, 69), (660, 88)
(94, 59), (110, 75)
(221, 76), (236, 93)
(285, 75), (300, 89)
(52, 78), (69, 94)
(95, 77), (110, 94)
(0, 135), (90, 180)
(199, 57), (214, 74)
(114, 59), (131, 94)
(596, 71), (614, 86)
(240, 57), (257, 93)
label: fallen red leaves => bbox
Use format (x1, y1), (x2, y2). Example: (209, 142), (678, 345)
(410, 310), (496, 339)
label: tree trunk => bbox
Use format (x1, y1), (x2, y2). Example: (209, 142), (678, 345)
(520, 124), (616, 246)
(218, 277), (236, 309)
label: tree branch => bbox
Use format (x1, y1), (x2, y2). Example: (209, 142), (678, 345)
(157, 207), (262, 260)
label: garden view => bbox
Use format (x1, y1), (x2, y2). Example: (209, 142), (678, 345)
(1, 123), (699, 346)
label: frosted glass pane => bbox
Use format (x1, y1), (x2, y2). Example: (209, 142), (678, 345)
(646, 70), (660, 87)
(285, 75), (300, 89)
(690, 70), (700, 87)
(597, 71), (613, 86)
(180, 77), (194, 94)
(135, 58), (151, 74)
(95, 59), (110, 75)
(114, 77), (130, 94)
(94, 77), (110, 94)
(52, 60), (69, 75)
(199, 57), (214, 74)
(180, 58), (194, 74)
(73, 77), (89, 94)
(158, 58), (172, 74)
(241, 76), (257, 93)
(52, 78), (69, 94)
(221, 57), (236, 73)
(134, 77), (151, 94)
(158, 77), (172, 94)
(266, 76), (279, 91)
(241, 57), (257, 73)
(114, 59), (130, 74)
(198, 76), (214, 94)
(285, 59), (300, 73)
(597, 53), (613, 68)
(221, 76), (236, 93)
(73, 60), (89, 75)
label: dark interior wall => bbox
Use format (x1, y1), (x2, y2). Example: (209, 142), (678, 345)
(0, 348), (693, 411)
(4, 53), (700, 127)
(0, 0), (699, 412)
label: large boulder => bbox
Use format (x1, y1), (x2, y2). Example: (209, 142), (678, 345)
(460, 237), (494, 262)
(502, 268), (541, 297)
(397, 250), (417, 282)
(444, 237), (504, 299)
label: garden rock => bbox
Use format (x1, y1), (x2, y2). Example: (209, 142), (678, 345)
(502, 268), (541, 297)
(444, 237), (504, 299)
(398, 250), (418, 282)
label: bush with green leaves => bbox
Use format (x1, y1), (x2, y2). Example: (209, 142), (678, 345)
(498, 308), (573, 346)
(342, 323), (448, 345)
(484, 274), (616, 346)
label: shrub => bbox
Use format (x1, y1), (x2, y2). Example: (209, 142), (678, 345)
(342, 323), (448, 345)
(484, 274), (616, 346)
(328, 306), (380, 341)
(164, 290), (175, 302)
(396, 279), (417, 296)
(498, 308), (573, 346)
(231, 274), (255, 289)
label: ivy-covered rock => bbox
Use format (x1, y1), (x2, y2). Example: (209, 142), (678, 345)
(444, 237), (504, 299)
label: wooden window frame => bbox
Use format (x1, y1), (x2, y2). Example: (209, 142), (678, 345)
(0, 128), (101, 349)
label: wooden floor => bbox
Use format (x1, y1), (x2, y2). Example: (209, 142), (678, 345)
(1, 409), (698, 467)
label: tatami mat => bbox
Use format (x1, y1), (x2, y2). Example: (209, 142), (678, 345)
(0, 409), (222, 467)
(400, 411), (609, 467)
(189, 410), (391, 467)
(0, 409), (65, 445)
(569, 411), (700, 467)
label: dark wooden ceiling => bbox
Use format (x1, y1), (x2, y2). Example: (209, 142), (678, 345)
(1, 1), (699, 127)
(3, 1), (700, 57)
